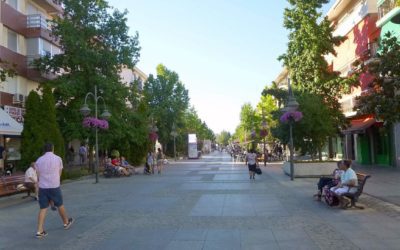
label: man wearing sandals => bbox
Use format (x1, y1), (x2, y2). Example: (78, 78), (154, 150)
(35, 143), (74, 238)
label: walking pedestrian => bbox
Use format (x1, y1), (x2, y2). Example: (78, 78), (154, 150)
(156, 148), (164, 174)
(78, 144), (87, 165)
(245, 148), (258, 180)
(35, 143), (74, 239)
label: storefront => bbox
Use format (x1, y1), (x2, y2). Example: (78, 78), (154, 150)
(343, 116), (391, 166)
(0, 107), (23, 170)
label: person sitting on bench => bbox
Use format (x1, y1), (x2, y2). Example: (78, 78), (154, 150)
(330, 159), (358, 207)
(313, 161), (343, 201)
(24, 162), (39, 199)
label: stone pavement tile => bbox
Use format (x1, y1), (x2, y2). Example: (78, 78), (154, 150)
(173, 229), (208, 240)
(383, 239), (400, 250)
(349, 237), (395, 250)
(202, 240), (241, 250)
(165, 240), (204, 250)
(190, 194), (224, 216)
(241, 242), (280, 250)
(205, 229), (241, 242)
(277, 240), (320, 250)
(272, 228), (311, 241)
(240, 229), (275, 243)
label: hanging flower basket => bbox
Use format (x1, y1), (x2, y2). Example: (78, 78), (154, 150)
(82, 117), (109, 130)
(260, 129), (268, 138)
(149, 131), (158, 142)
(280, 111), (303, 123)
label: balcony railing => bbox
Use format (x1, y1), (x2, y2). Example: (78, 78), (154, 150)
(378, 0), (397, 19)
(27, 14), (50, 30)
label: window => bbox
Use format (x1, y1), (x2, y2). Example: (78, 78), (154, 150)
(7, 30), (18, 52)
(6, 0), (18, 10)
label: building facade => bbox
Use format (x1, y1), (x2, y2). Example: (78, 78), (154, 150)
(0, 0), (62, 162)
(376, 0), (400, 167)
(325, 0), (398, 167)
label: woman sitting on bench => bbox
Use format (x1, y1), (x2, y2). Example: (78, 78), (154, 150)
(313, 161), (343, 201)
(330, 159), (358, 207)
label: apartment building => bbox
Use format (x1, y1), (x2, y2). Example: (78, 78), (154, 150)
(376, 0), (400, 167)
(325, 0), (394, 166)
(0, 0), (62, 161)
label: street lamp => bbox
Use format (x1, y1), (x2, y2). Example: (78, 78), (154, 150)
(80, 85), (111, 184)
(170, 122), (178, 161)
(283, 77), (299, 181)
(261, 114), (268, 166)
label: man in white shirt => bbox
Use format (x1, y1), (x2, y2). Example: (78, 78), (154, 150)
(24, 162), (38, 199)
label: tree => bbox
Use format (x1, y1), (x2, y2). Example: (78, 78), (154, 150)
(279, 0), (353, 128)
(35, 0), (146, 163)
(40, 86), (65, 159)
(354, 32), (400, 124)
(264, 85), (336, 160)
(216, 131), (231, 147)
(143, 64), (190, 151)
(20, 91), (44, 169)
(20, 87), (64, 170)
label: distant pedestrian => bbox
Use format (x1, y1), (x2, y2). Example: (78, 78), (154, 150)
(146, 151), (154, 174)
(156, 148), (164, 174)
(35, 143), (74, 239)
(245, 148), (258, 180)
(78, 144), (87, 165)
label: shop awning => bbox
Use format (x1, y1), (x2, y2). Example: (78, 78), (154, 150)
(343, 117), (376, 134)
(0, 108), (23, 136)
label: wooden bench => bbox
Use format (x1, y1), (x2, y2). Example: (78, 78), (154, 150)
(341, 173), (371, 209)
(0, 175), (34, 198)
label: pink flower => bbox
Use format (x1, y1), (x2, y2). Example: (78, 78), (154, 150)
(280, 111), (303, 123)
(149, 131), (158, 142)
(82, 117), (109, 130)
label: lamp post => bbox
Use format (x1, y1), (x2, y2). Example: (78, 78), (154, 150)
(261, 114), (268, 166)
(80, 85), (111, 184)
(170, 123), (178, 161)
(283, 77), (299, 181)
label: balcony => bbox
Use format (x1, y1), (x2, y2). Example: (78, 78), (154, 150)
(0, 1), (27, 34)
(25, 14), (58, 44)
(26, 55), (58, 82)
(30, 0), (63, 14)
(0, 46), (27, 77)
(377, 0), (400, 27)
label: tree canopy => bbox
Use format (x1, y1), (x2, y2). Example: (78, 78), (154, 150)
(354, 32), (400, 124)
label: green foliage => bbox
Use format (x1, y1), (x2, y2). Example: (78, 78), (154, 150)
(279, 0), (354, 128)
(34, 0), (148, 164)
(354, 32), (400, 124)
(143, 64), (190, 153)
(216, 131), (231, 147)
(20, 87), (64, 169)
(20, 91), (44, 169)
(61, 168), (90, 181)
(0, 59), (16, 82)
(40, 86), (65, 159)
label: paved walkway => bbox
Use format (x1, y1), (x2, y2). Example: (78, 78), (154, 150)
(0, 151), (399, 249)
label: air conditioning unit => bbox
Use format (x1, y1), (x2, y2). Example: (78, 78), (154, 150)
(12, 93), (26, 104)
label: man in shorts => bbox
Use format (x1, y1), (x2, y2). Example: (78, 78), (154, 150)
(35, 143), (74, 238)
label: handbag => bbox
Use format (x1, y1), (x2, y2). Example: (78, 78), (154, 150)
(255, 167), (262, 175)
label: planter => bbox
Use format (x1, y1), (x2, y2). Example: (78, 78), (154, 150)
(283, 161), (337, 178)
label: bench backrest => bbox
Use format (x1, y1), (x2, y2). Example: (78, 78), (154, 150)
(354, 173), (371, 196)
(1, 175), (25, 191)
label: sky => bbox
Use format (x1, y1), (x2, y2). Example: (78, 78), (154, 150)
(107, 0), (334, 134)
